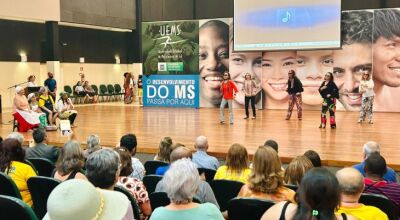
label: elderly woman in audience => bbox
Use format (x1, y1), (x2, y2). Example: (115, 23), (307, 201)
(57, 92), (78, 128)
(53, 140), (87, 181)
(0, 139), (37, 206)
(7, 132), (24, 144)
(38, 86), (58, 126)
(238, 146), (296, 202)
(284, 155), (314, 186)
(154, 137), (173, 162)
(304, 150), (322, 167)
(13, 86), (41, 132)
(262, 167), (357, 220)
(115, 147), (152, 219)
(214, 143), (251, 183)
(150, 159), (224, 220)
(84, 134), (102, 158)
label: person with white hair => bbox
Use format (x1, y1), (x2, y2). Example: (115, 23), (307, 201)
(353, 141), (397, 182)
(335, 167), (388, 220)
(7, 132), (24, 144)
(150, 159), (223, 220)
(13, 86), (40, 132)
(192, 136), (219, 170)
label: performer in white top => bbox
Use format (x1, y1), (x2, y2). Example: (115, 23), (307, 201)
(27, 75), (37, 87)
(358, 71), (375, 124)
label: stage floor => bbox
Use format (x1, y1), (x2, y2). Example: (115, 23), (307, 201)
(1, 103), (399, 170)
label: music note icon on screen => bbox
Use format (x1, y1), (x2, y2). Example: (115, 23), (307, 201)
(282, 11), (291, 23)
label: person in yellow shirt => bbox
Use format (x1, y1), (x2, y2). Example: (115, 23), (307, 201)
(214, 143), (250, 183)
(335, 167), (388, 220)
(0, 139), (37, 206)
(38, 86), (58, 126)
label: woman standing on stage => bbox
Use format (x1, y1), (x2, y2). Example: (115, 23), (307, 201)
(123, 72), (133, 104)
(358, 71), (375, 124)
(318, 72), (339, 129)
(285, 70), (304, 120)
(243, 73), (258, 119)
(220, 72), (238, 124)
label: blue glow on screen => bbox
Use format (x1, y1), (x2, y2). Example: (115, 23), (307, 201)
(237, 5), (340, 28)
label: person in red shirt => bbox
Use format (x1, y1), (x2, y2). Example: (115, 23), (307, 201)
(220, 72), (238, 124)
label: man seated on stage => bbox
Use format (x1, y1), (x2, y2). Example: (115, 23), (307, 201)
(120, 133), (145, 180)
(336, 167), (388, 220)
(364, 153), (400, 209)
(13, 86), (40, 132)
(353, 141), (397, 182)
(25, 128), (59, 163)
(192, 136), (219, 170)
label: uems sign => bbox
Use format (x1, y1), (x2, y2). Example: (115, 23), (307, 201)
(143, 75), (199, 108)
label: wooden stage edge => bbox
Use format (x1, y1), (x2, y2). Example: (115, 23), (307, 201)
(1, 103), (400, 170)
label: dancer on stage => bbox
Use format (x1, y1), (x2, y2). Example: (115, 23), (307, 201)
(358, 72), (374, 124)
(285, 70), (304, 120)
(319, 72), (339, 129)
(220, 72), (238, 124)
(243, 73), (257, 119)
(123, 72), (133, 104)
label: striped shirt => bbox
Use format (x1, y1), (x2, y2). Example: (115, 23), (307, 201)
(364, 178), (400, 208)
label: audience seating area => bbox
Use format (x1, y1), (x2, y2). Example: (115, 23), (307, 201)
(63, 83), (124, 104)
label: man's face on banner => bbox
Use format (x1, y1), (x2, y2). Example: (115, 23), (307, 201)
(332, 43), (372, 111)
(373, 36), (400, 87)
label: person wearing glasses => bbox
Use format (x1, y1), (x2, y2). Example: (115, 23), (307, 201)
(285, 70), (304, 120)
(358, 72), (375, 124)
(319, 72), (339, 129)
(220, 72), (238, 124)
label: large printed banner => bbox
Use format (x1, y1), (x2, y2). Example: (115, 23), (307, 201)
(142, 20), (199, 75)
(143, 75), (200, 108)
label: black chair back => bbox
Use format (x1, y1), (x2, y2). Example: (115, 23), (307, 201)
(284, 184), (298, 192)
(63, 85), (73, 95)
(25, 158), (55, 177)
(0, 195), (38, 220)
(114, 185), (141, 220)
(149, 192), (170, 210)
(27, 176), (61, 219)
(210, 179), (244, 211)
(0, 172), (22, 199)
(198, 168), (216, 183)
(143, 175), (163, 194)
(359, 193), (399, 220)
(228, 197), (275, 220)
(144, 161), (169, 175)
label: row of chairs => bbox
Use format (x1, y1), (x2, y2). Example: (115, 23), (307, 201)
(63, 84), (124, 104)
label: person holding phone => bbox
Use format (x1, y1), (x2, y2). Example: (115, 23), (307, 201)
(319, 72), (339, 129)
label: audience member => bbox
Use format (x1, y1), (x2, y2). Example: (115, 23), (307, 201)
(336, 167), (388, 220)
(120, 133), (145, 180)
(264, 139), (278, 152)
(284, 155), (313, 185)
(0, 139), (37, 206)
(57, 92), (78, 127)
(84, 134), (102, 158)
(154, 136), (173, 162)
(238, 146), (295, 202)
(115, 147), (151, 219)
(155, 146), (219, 208)
(214, 143), (250, 183)
(364, 153), (400, 208)
(262, 167), (356, 220)
(38, 86), (58, 126)
(44, 179), (132, 220)
(151, 159), (223, 220)
(53, 140), (87, 181)
(7, 132), (24, 144)
(192, 136), (219, 170)
(156, 144), (191, 175)
(303, 150), (322, 167)
(353, 141), (397, 182)
(25, 128), (59, 163)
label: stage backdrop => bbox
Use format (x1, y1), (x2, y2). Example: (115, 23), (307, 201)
(141, 8), (400, 112)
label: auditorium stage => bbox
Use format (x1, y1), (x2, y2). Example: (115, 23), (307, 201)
(1, 103), (399, 170)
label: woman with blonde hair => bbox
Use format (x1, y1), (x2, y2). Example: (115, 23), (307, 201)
(238, 146), (295, 202)
(53, 140), (87, 181)
(154, 137), (173, 162)
(284, 155), (314, 186)
(214, 143), (250, 183)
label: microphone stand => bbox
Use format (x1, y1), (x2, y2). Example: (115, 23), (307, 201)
(7, 81), (29, 89)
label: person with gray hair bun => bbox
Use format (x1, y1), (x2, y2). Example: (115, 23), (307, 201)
(353, 141), (397, 182)
(84, 134), (102, 158)
(335, 167), (388, 220)
(192, 136), (219, 170)
(150, 159), (223, 220)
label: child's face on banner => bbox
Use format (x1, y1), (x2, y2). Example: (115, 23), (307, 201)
(296, 50), (333, 106)
(333, 43), (372, 111)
